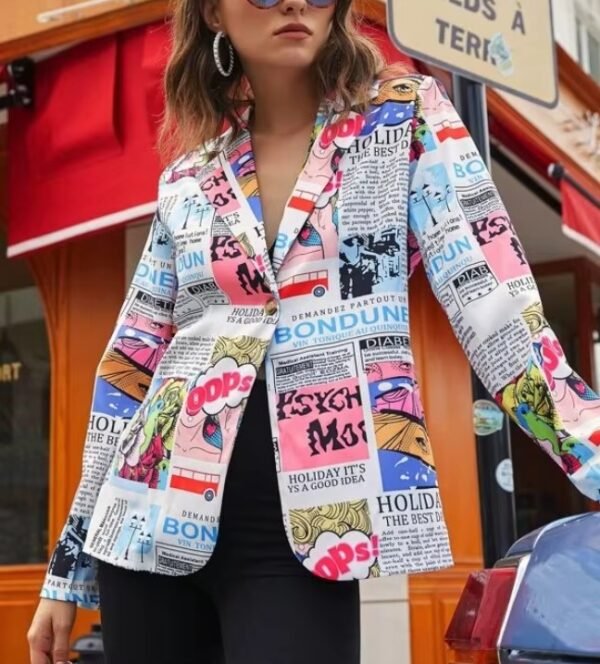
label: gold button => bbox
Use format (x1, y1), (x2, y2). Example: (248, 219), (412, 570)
(264, 297), (278, 316)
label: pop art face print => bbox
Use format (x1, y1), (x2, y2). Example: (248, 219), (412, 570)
(42, 75), (600, 610)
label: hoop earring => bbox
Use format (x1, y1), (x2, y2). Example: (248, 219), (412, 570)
(213, 31), (234, 77)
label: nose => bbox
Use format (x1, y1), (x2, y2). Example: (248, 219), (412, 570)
(279, 0), (307, 13)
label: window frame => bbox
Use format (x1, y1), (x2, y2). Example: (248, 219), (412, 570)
(575, 0), (600, 81)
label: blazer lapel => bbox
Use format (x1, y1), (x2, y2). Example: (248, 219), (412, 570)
(272, 107), (367, 271)
(221, 130), (274, 281)
(192, 123), (275, 288)
(271, 106), (336, 271)
(212, 103), (339, 276)
(193, 103), (364, 285)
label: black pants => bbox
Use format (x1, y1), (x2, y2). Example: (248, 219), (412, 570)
(96, 380), (360, 664)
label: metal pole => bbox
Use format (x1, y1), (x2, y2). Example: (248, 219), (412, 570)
(451, 74), (517, 567)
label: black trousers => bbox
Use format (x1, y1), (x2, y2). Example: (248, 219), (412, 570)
(96, 380), (360, 664)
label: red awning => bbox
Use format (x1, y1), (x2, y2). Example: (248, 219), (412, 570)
(7, 19), (415, 258)
(555, 170), (600, 257)
(491, 108), (600, 259)
(7, 23), (169, 258)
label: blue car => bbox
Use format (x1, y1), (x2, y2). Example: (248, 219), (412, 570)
(445, 513), (600, 663)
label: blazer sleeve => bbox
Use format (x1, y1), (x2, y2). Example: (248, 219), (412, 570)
(40, 183), (178, 609)
(407, 76), (600, 501)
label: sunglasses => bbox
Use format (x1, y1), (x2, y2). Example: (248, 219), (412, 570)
(246, 0), (335, 8)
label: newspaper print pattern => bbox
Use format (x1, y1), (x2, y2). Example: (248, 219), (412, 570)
(41, 75), (600, 610)
(408, 77), (600, 486)
(42, 215), (177, 607)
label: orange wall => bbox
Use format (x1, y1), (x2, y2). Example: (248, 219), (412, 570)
(0, 229), (125, 662)
(408, 269), (484, 664)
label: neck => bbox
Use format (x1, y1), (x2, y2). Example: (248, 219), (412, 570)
(244, 67), (321, 136)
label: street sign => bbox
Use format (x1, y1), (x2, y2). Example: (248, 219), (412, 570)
(386, 0), (558, 107)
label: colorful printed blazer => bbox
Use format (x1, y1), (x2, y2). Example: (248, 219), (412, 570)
(42, 75), (600, 609)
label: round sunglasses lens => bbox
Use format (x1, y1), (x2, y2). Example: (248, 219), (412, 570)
(308, 0), (335, 6)
(247, 0), (280, 7)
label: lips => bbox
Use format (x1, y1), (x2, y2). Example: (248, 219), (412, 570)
(274, 23), (312, 36)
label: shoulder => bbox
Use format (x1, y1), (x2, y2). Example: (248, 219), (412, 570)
(155, 131), (231, 230)
(159, 141), (218, 188)
(158, 119), (238, 189)
(153, 144), (210, 231)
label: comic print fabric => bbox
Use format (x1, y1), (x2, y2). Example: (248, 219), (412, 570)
(41, 75), (600, 610)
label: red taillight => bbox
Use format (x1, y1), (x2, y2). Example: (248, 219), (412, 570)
(445, 567), (517, 663)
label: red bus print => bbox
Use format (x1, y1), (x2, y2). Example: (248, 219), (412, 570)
(278, 270), (329, 299)
(170, 466), (219, 501)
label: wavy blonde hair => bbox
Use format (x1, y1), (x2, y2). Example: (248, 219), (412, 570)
(211, 335), (270, 368)
(158, 0), (385, 162)
(291, 500), (372, 545)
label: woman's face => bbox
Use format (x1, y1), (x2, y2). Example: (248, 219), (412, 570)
(205, 0), (336, 71)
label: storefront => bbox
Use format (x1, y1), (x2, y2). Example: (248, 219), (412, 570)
(1, 4), (599, 662)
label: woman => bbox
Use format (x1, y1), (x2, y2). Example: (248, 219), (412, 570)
(28, 0), (600, 662)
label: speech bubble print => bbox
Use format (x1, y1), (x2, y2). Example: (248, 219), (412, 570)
(187, 357), (256, 417)
(303, 530), (379, 581)
(319, 115), (365, 150)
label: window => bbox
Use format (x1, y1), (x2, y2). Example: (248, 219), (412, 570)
(576, 1), (600, 82)
(589, 31), (600, 79)
(0, 234), (50, 564)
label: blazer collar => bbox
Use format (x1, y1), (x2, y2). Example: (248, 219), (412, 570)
(211, 100), (342, 280)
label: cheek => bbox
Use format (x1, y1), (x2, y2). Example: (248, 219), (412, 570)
(312, 11), (335, 46)
(222, 5), (267, 57)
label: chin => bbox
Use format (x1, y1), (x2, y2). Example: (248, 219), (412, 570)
(263, 51), (319, 70)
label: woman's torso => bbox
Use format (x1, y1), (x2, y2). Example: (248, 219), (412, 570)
(80, 73), (454, 585)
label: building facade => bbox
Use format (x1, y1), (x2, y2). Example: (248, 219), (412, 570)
(553, 0), (600, 82)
